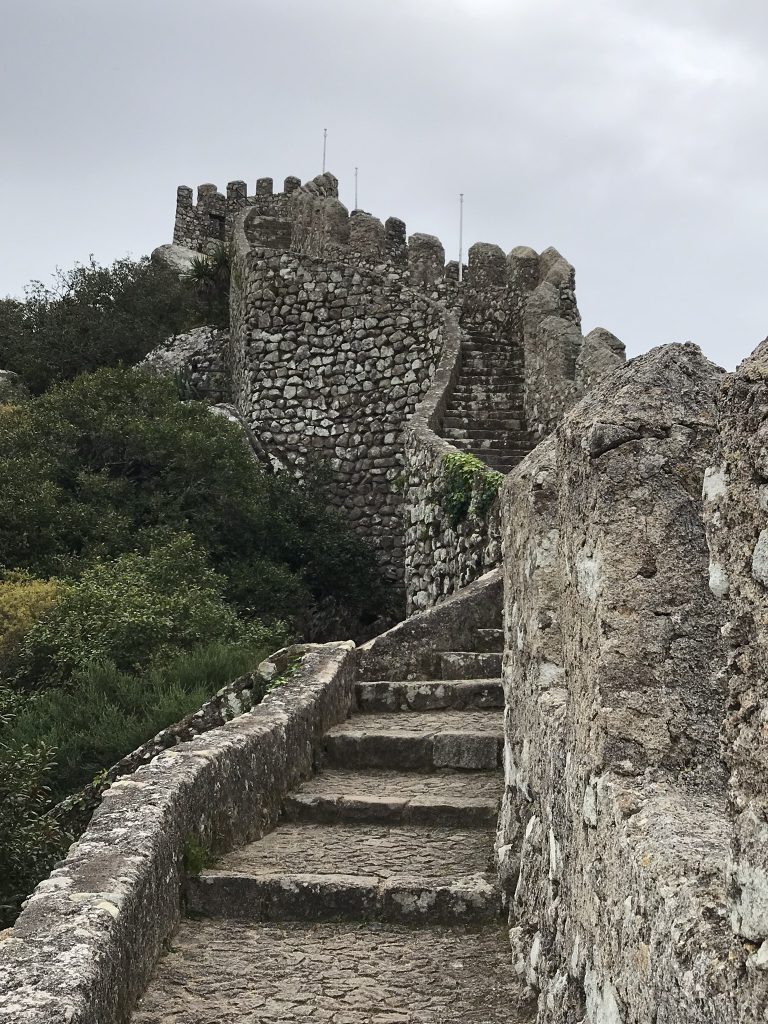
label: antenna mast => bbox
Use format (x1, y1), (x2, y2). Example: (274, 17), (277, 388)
(322, 129), (328, 173)
(354, 166), (359, 210)
(458, 193), (464, 283)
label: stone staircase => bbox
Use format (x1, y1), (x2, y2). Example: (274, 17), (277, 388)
(131, 628), (533, 1023)
(441, 331), (533, 474)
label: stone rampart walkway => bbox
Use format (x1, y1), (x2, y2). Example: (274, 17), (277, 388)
(131, 630), (533, 1023)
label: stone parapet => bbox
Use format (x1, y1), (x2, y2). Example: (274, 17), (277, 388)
(496, 343), (768, 1022)
(0, 643), (356, 1024)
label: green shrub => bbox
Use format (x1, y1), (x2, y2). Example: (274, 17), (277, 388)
(0, 257), (202, 395)
(0, 367), (391, 630)
(441, 452), (504, 527)
(0, 688), (69, 928)
(8, 639), (281, 803)
(10, 536), (262, 689)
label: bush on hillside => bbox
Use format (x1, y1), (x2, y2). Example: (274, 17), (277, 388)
(0, 572), (66, 677)
(0, 367), (391, 631)
(0, 257), (202, 394)
(10, 536), (267, 690)
(8, 640), (278, 803)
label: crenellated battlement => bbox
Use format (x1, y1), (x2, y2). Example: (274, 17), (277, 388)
(172, 175), (306, 250)
(171, 171), (570, 304)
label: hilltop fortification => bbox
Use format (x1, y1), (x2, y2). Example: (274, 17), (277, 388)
(156, 170), (624, 611)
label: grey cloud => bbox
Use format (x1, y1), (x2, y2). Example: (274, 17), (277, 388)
(1, 0), (767, 368)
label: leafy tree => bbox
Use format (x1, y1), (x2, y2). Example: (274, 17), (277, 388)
(0, 257), (201, 394)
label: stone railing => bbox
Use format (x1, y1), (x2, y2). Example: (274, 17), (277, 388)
(402, 304), (503, 613)
(0, 643), (356, 1024)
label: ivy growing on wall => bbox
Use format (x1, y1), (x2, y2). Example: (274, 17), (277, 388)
(440, 452), (504, 527)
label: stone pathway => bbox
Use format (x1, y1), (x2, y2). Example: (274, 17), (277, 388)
(441, 330), (533, 474)
(132, 631), (533, 1023)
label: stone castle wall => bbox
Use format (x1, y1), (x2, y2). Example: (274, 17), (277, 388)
(173, 176), (302, 252)
(228, 201), (448, 581)
(497, 342), (768, 1023)
(155, 171), (627, 604)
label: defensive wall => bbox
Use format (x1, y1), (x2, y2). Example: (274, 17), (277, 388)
(167, 171), (625, 607)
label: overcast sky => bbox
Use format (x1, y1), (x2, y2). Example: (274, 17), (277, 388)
(2, 0), (766, 369)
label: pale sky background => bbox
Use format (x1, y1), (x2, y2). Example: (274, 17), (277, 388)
(2, 0), (767, 369)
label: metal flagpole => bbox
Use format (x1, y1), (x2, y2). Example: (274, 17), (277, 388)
(458, 193), (464, 283)
(322, 129), (328, 173)
(354, 167), (359, 210)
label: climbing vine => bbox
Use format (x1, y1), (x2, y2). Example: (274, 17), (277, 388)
(440, 452), (504, 527)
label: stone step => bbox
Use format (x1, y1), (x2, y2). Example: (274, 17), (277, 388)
(187, 871), (500, 926)
(356, 678), (504, 711)
(456, 375), (524, 385)
(439, 651), (503, 679)
(442, 415), (523, 431)
(450, 439), (532, 455)
(131, 919), (535, 1023)
(444, 403), (526, 417)
(186, 821), (500, 924)
(450, 389), (524, 400)
(460, 361), (524, 374)
(283, 767), (502, 826)
(476, 627), (504, 652)
(321, 709), (503, 770)
(443, 426), (530, 440)
(454, 380), (528, 387)
(446, 435), (531, 453)
(460, 360), (524, 371)
(461, 349), (521, 356)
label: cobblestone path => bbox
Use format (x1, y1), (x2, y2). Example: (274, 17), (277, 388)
(132, 630), (533, 1023)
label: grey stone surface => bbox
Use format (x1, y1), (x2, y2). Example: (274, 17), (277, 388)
(357, 567), (502, 681)
(321, 709), (503, 771)
(496, 343), (767, 1022)
(292, 767), (502, 801)
(356, 678), (503, 712)
(284, 768), (501, 827)
(138, 325), (231, 403)
(206, 821), (495, 879)
(576, 326), (626, 391)
(704, 339), (768, 987)
(150, 242), (199, 275)
(131, 920), (534, 1023)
